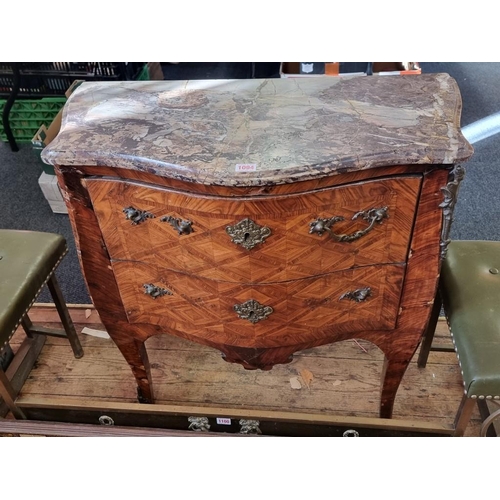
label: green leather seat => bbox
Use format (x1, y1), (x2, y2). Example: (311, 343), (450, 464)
(0, 230), (67, 348)
(0, 229), (83, 419)
(440, 240), (500, 401)
(418, 240), (500, 435)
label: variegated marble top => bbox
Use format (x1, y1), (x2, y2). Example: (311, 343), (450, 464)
(42, 74), (473, 186)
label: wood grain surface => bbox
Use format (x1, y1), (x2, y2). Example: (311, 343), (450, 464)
(76, 163), (428, 197)
(113, 261), (406, 347)
(6, 308), (483, 436)
(86, 175), (420, 283)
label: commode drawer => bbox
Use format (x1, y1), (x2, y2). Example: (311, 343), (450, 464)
(112, 260), (406, 348)
(86, 175), (420, 283)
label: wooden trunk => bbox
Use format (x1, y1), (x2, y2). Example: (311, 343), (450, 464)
(4, 307), (483, 437)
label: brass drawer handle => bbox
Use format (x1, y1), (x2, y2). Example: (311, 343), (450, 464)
(143, 283), (173, 299)
(234, 299), (273, 324)
(98, 415), (115, 426)
(339, 287), (372, 303)
(160, 215), (194, 235)
(123, 206), (155, 225)
(239, 419), (262, 435)
(343, 429), (360, 437)
(226, 218), (271, 250)
(309, 206), (389, 242)
(188, 416), (210, 432)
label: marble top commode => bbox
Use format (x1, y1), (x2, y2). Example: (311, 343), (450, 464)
(39, 73), (474, 422)
(42, 74), (473, 186)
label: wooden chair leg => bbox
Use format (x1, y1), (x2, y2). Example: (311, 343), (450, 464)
(0, 344), (14, 370)
(0, 368), (26, 419)
(479, 403), (500, 437)
(417, 290), (443, 368)
(477, 399), (498, 437)
(21, 315), (34, 338)
(0, 335), (46, 418)
(453, 394), (476, 437)
(46, 273), (84, 359)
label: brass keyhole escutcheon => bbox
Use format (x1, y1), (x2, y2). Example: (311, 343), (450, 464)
(226, 218), (271, 250)
(234, 299), (273, 324)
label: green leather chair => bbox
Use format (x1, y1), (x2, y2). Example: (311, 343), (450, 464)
(419, 240), (500, 436)
(0, 229), (83, 419)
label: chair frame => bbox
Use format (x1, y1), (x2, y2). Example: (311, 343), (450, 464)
(0, 273), (83, 419)
(418, 289), (499, 437)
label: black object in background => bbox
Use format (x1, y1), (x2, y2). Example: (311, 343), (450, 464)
(161, 62), (281, 80)
(299, 62), (325, 74)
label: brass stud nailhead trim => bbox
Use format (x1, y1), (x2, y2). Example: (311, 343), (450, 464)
(2, 247), (68, 349)
(445, 316), (500, 399)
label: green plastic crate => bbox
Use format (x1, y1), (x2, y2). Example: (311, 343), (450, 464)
(135, 64), (149, 81)
(0, 97), (66, 143)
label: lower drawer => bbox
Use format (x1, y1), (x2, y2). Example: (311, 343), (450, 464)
(113, 261), (406, 348)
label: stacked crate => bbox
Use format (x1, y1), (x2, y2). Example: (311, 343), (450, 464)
(0, 97), (66, 143)
(32, 64), (163, 214)
(1, 63), (146, 150)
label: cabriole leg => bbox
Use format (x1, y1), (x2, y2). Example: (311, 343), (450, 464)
(109, 330), (155, 403)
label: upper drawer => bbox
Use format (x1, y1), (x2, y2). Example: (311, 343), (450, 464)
(86, 175), (421, 283)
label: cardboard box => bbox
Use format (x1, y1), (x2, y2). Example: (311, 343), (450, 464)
(32, 116), (62, 176)
(146, 62), (164, 80)
(38, 171), (67, 214)
(32, 80), (84, 175)
(32, 80), (84, 213)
